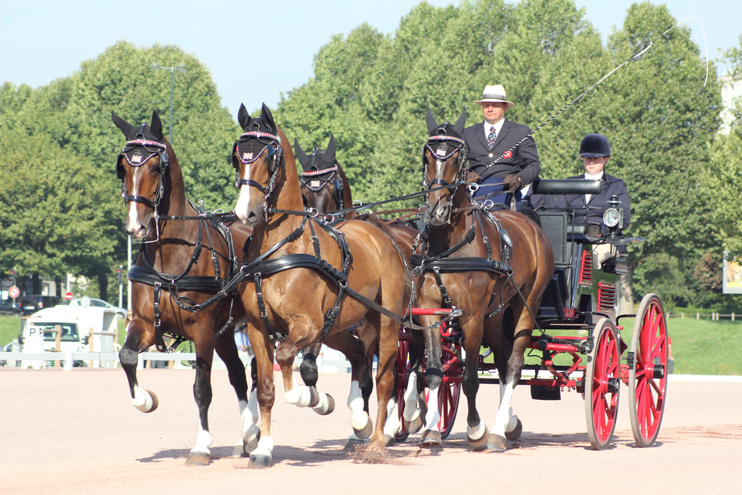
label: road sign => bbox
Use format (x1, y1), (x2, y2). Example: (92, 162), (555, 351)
(64, 291), (74, 300)
(8, 286), (19, 299)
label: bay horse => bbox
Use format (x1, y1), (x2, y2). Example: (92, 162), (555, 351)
(112, 111), (254, 465)
(296, 134), (424, 444)
(409, 108), (554, 450)
(232, 103), (408, 466)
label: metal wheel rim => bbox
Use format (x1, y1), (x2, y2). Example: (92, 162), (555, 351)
(394, 337), (411, 442)
(629, 294), (669, 447)
(585, 318), (621, 450)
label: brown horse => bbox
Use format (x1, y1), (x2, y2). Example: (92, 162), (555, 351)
(296, 134), (423, 443)
(410, 108), (554, 450)
(112, 111), (254, 465)
(232, 104), (408, 466)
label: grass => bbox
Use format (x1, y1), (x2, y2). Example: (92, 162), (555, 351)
(3, 315), (741, 375)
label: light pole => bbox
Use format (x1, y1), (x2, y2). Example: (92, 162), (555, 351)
(150, 62), (187, 144)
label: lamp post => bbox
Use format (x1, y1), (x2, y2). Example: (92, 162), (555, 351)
(150, 62), (187, 144)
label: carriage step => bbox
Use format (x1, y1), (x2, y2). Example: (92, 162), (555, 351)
(530, 385), (561, 401)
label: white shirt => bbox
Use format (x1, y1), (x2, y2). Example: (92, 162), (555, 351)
(584, 171), (604, 204)
(483, 118), (506, 143)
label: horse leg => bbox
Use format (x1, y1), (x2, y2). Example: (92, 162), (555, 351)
(246, 322), (275, 468)
(185, 332), (218, 466)
(419, 322), (443, 448)
(323, 331), (374, 443)
(213, 328), (251, 457)
(462, 317), (489, 450)
(355, 319), (377, 414)
(367, 311), (398, 452)
(486, 306), (529, 451)
(299, 342), (322, 389)
(119, 318), (158, 413)
(402, 331), (426, 435)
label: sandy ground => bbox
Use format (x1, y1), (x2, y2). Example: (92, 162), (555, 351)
(1, 368), (740, 495)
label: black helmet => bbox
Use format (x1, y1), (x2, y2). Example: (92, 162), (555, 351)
(579, 132), (610, 157)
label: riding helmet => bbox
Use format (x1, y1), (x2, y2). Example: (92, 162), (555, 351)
(579, 132), (611, 157)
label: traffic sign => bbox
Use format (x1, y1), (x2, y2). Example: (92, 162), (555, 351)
(64, 291), (74, 300)
(8, 286), (19, 299)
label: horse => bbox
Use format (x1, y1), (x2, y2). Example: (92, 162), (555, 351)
(407, 108), (554, 450)
(295, 134), (425, 443)
(112, 110), (255, 465)
(232, 103), (409, 466)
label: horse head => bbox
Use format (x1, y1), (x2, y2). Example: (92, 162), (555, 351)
(296, 134), (344, 214)
(112, 110), (171, 239)
(422, 107), (467, 226)
(233, 103), (285, 226)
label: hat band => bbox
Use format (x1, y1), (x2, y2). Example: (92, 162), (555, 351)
(482, 93), (507, 101)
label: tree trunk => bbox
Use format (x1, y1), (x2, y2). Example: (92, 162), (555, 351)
(98, 271), (108, 301)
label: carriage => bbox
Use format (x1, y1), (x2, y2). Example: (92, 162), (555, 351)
(392, 178), (672, 450)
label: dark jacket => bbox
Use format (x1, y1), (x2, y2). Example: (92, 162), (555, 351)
(531, 173), (631, 236)
(463, 119), (540, 185)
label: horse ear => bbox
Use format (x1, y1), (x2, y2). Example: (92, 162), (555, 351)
(238, 104), (250, 130)
(150, 111), (164, 141)
(294, 138), (309, 166)
(260, 103), (276, 133)
(325, 133), (336, 162)
(111, 111), (135, 137)
(453, 107), (467, 135)
(425, 107), (438, 134)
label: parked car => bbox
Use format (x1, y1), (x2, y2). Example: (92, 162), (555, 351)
(61, 298), (127, 319)
(0, 299), (22, 316)
(19, 295), (62, 316)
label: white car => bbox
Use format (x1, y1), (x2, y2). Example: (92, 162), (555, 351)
(61, 298), (127, 319)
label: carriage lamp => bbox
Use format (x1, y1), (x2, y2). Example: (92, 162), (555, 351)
(603, 195), (623, 232)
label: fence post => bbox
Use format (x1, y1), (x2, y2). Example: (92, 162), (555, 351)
(733, 313), (736, 322)
(696, 313), (700, 320)
(681, 313), (684, 319)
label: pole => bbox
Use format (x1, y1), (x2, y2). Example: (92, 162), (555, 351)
(169, 68), (174, 144)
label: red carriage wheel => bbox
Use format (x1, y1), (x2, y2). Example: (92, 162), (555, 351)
(584, 318), (621, 450)
(437, 342), (462, 439)
(394, 335), (411, 442)
(629, 294), (669, 447)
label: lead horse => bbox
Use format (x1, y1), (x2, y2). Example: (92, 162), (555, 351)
(408, 108), (554, 450)
(232, 104), (409, 466)
(112, 111), (254, 465)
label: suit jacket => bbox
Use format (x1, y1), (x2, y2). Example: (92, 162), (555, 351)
(531, 173), (631, 236)
(463, 118), (540, 185)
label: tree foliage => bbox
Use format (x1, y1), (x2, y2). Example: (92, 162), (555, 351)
(0, 42), (239, 295)
(275, 0), (724, 306)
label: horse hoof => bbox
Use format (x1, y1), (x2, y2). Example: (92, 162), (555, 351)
(145, 390), (159, 413)
(244, 430), (261, 454)
(419, 429), (442, 448)
(505, 418), (523, 441)
(384, 434), (396, 447)
(343, 438), (368, 451)
(313, 394), (335, 416)
(353, 417), (373, 440)
(404, 415), (424, 435)
(185, 452), (210, 466)
(485, 433), (507, 452)
(468, 431), (489, 450)
(248, 453), (272, 468)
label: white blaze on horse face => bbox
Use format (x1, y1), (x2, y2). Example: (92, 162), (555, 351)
(235, 166), (252, 224)
(347, 380), (368, 430)
(125, 171), (143, 234)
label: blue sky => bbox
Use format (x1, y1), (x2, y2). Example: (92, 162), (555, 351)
(1, 0), (739, 121)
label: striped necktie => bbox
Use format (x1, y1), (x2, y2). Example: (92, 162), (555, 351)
(487, 125), (497, 150)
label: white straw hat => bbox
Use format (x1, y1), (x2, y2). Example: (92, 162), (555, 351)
(475, 84), (515, 108)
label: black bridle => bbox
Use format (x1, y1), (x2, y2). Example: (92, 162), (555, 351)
(232, 130), (284, 212)
(300, 161), (345, 213)
(421, 132), (468, 190)
(116, 137), (169, 210)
